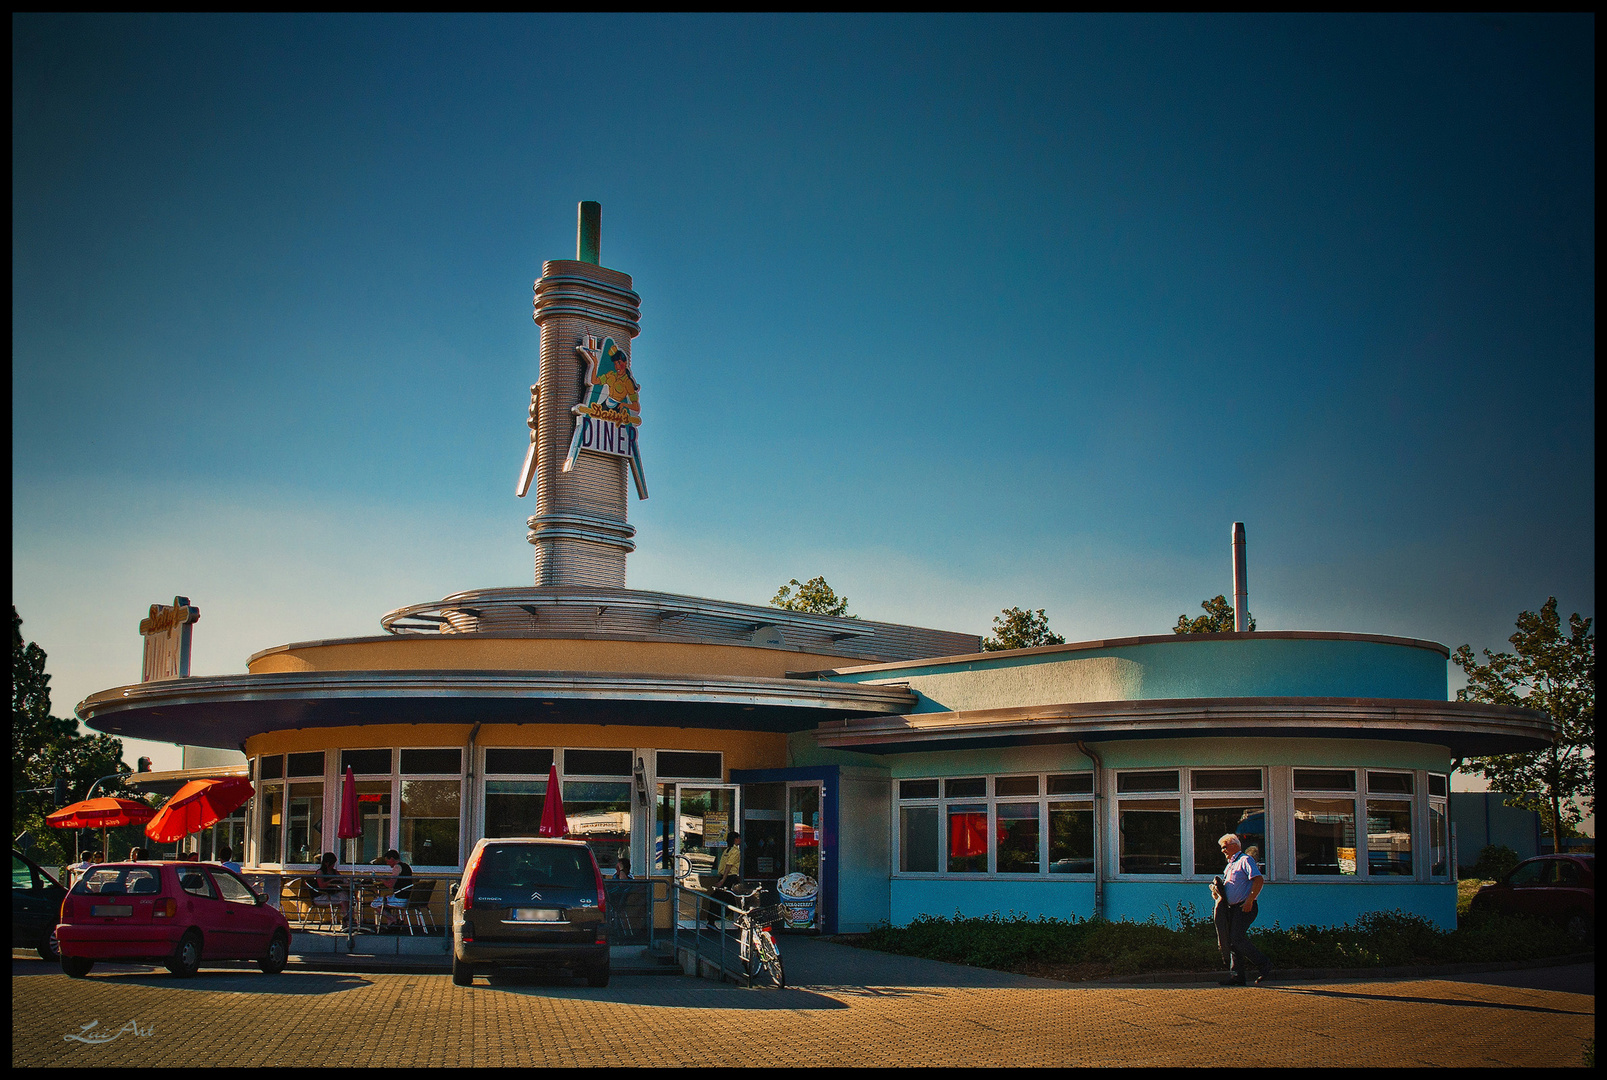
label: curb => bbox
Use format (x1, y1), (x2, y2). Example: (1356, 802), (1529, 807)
(1070, 952), (1596, 986)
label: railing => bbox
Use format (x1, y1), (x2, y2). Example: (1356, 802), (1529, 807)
(664, 876), (780, 986)
(246, 869), (459, 942)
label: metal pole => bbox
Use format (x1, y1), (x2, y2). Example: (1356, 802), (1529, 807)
(1232, 522), (1249, 633)
(577, 201), (601, 265)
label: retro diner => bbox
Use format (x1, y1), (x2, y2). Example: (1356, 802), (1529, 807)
(76, 206), (1553, 933)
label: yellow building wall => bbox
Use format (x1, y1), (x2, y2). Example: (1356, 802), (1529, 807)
(249, 636), (860, 679)
(244, 723), (787, 773)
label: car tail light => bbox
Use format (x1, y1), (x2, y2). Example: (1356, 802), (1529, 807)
(461, 851), (483, 911)
(153, 898), (178, 918)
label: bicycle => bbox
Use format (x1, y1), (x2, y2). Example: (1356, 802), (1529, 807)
(729, 883), (785, 989)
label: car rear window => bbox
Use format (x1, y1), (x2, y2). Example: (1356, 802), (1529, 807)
(474, 844), (594, 890)
(72, 867), (162, 896)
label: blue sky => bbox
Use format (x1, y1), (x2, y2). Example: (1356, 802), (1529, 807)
(13, 14), (1595, 791)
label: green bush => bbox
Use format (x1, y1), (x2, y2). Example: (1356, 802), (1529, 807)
(1470, 844), (1520, 882)
(850, 906), (1585, 978)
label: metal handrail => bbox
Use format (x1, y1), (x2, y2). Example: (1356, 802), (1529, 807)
(665, 879), (779, 985)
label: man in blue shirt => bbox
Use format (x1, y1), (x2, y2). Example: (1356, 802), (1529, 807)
(1211, 833), (1273, 986)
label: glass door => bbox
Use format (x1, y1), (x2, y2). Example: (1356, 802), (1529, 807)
(673, 785), (740, 883)
(781, 782), (822, 930)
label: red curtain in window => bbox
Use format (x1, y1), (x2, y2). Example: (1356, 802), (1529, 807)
(948, 812), (988, 858)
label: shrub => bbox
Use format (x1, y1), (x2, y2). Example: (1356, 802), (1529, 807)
(1470, 844), (1520, 882)
(849, 906), (1584, 978)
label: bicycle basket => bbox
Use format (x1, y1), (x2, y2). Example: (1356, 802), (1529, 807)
(747, 905), (785, 926)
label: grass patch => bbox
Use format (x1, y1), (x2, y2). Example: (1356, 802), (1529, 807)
(846, 906), (1586, 980)
(1457, 878), (1491, 917)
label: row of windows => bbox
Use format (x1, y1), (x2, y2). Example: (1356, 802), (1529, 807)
(252, 748), (723, 869)
(894, 768), (1450, 881)
(257, 747), (724, 781)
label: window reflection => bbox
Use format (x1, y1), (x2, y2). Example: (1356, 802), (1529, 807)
(1295, 798), (1357, 875)
(1366, 799), (1413, 876)
(1119, 799), (1181, 874)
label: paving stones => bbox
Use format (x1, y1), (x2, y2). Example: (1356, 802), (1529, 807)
(11, 945), (1594, 1068)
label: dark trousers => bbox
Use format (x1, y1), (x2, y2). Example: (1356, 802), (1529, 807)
(1214, 899), (1270, 976)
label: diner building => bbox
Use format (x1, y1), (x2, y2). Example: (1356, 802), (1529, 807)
(80, 205), (1555, 934)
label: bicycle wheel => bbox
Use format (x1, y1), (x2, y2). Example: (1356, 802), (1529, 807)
(757, 929), (785, 989)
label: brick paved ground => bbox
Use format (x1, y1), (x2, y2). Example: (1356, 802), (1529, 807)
(12, 943), (1593, 1067)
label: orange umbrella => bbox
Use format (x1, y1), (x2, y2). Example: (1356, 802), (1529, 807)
(46, 797), (159, 862)
(145, 777), (255, 844)
(46, 797), (158, 830)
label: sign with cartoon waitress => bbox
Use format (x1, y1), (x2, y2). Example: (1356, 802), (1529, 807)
(563, 334), (648, 499)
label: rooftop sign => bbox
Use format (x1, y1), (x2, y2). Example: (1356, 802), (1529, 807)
(140, 596), (199, 681)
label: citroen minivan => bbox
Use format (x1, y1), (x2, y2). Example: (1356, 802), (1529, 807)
(450, 838), (609, 987)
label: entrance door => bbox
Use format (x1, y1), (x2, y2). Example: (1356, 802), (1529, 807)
(672, 785), (740, 883)
(784, 782), (822, 930)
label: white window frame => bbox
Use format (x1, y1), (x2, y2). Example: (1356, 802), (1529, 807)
(1427, 772), (1450, 879)
(251, 751), (329, 869)
(890, 772), (1096, 880)
(1106, 767), (1271, 882)
(479, 745), (558, 845)
(395, 746), (468, 870)
(1363, 768), (1417, 880)
(1289, 767), (1427, 883)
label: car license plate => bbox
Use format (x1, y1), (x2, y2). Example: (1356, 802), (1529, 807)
(92, 905), (132, 918)
(511, 907), (563, 922)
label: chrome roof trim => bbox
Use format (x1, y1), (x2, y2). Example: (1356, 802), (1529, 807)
(814, 696), (1553, 755)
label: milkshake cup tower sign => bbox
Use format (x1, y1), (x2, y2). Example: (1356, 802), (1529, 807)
(518, 202), (646, 588)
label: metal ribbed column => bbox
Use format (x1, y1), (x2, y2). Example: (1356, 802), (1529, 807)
(528, 233), (642, 586)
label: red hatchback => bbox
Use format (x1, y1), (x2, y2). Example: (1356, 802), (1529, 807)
(1469, 853), (1595, 938)
(57, 862), (291, 977)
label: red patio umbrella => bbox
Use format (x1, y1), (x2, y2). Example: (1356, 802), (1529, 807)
(538, 764), (568, 838)
(46, 797), (158, 862)
(337, 765), (361, 872)
(144, 777), (255, 844)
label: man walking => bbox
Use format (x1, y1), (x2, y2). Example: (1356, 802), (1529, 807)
(1211, 832), (1272, 986)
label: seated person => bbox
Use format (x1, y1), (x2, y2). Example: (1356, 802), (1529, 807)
(370, 849), (414, 931)
(218, 845), (243, 873)
(311, 852), (349, 918)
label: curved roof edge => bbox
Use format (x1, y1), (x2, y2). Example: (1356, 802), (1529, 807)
(797, 630), (1452, 678)
(814, 696), (1552, 758)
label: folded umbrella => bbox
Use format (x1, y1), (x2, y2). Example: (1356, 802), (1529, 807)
(538, 763), (568, 838)
(145, 777), (255, 844)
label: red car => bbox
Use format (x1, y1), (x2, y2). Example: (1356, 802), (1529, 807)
(1469, 853), (1594, 938)
(57, 862), (291, 977)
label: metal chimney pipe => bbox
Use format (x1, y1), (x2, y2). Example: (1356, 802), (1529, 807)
(577, 201), (601, 265)
(1232, 522), (1248, 632)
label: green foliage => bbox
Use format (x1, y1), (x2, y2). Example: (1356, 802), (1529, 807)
(1455, 598), (1595, 851)
(1174, 594), (1254, 634)
(1470, 844), (1520, 882)
(771, 576), (853, 618)
(11, 607), (130, 864)
(981, 607), (1066, 651)
(849, 907), (1584, 978)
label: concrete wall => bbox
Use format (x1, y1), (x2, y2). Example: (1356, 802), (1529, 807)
(1450, 792), (1543, 863)
(828, 634), (1450, 712)
(889, 878), (1457, 930)
(837, 767), (892, 933)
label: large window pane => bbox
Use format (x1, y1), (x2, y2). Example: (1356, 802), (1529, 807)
(356, 781), (392, 864)
(1295, 797), (1357, 875)
(1430, 803), (1448, 877)
(260, 786), (283, 864)
(1193, 798), (1266, 876)
(947, 803), (988, 873)
(400, 779), (461, 866)
(1119, 799), (1180, 874)
(1367, 798), (1413, 876)
(899, 806), (939, 872)
(1048, 803), (1094, 873)
(486, 779), (548, 840)
(563, 780), (630, 871)
(286, 782), (322, 865)
(996, 803), (1040, 874)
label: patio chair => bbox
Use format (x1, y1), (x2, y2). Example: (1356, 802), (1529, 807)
(300, 876), (346, 931)
(398, 878), (437, 935)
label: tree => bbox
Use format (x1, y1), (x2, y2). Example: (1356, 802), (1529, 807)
(1454, 597), (1594, 854)
(981, 607), (1066, 651)
(1174, 594), (1255, 634)
(12, 607), (130, 862)
(771, 576), (853, 618)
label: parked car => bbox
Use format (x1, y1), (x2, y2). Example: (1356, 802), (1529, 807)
(1469, 853), (1594, 937)
(56, 861), (291, 977)
(450, 837), (610, 987)
(13, 849), (67, 961)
